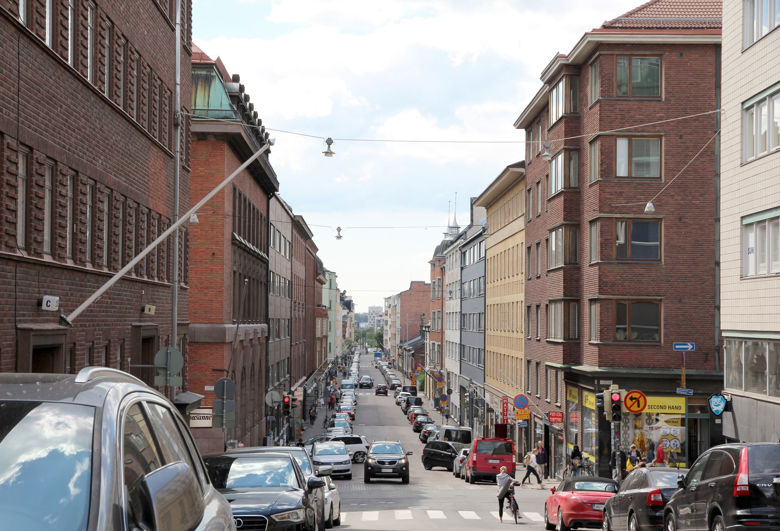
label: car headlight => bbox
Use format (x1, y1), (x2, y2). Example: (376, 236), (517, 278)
(271, 509), (306, 523)
(313, 460), (325, 466)
(367, 458), (376, 464)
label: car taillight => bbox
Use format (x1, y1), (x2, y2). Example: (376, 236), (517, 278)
(733, 446), (750, 497)
(646, 488), (664, 506)
(366, 445), (370, 450)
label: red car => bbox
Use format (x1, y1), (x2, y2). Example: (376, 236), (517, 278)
(463, 437), (515, 483)
(544, 476), (618, 531)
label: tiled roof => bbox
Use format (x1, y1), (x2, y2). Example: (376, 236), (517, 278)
(602, 0), (721, 29)
(191, 43), (214, 64)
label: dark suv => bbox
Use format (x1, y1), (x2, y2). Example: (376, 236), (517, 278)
(0, 367), (234, 530)
(364, 441), (412, 484)
(664, 443), (780, 531)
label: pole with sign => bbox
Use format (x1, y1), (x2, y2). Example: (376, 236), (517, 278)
(673, 342), (695, 391)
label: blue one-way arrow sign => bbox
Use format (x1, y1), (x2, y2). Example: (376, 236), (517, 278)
(673, 342), (695, 351)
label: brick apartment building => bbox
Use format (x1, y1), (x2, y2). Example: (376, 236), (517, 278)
(188, 45), (276, 452)
(514, 0), (722, 476)
(0, 1), (191, 379)
(315, 256), (328, 368)
(268, 194), (292, 398)
(426, 236), (449, 400)
(296, 215), (317, 378)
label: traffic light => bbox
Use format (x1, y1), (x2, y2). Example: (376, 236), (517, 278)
(610, 392), (622, 421)
(596, 391), (605, 418)
(282, 394), (291, 415)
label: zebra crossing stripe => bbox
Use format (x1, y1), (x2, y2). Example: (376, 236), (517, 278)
(426, 510), (446, 519)
(490, 511), (501, 520)
(524, 512), (544, 522)
(458, 510), (480, 519)
(341, 512), (348, 522)
(362, 511), (379, 521)
(395, 510), (413, 520)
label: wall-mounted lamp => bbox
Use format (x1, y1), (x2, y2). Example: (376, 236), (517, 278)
(542, 140), (552, 161)
(323, 137), (335, 157)
(644, 201), (656, 214)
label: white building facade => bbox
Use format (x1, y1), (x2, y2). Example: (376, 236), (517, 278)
(444, 233), (465, 421)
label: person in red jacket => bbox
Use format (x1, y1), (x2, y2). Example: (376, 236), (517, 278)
(655, 440), (666, 465)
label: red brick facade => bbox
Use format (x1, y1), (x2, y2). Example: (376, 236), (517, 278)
(399, 280), (431, 342)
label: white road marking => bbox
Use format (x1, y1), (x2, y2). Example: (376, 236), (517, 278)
(458, 510), (480, 519)
(341, 512), (349, 522)
(426, 510), (446, 519)
(395, 510), (413, 520)
(524, 512), (545, 522)
(362, 511), (379, 521)
(491, 511), (501, 520)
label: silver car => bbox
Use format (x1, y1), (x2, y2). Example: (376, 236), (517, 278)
(312, 441), (353, 479)
(323, 475), (342, 527)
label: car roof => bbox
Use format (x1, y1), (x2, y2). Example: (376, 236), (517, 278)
(210, 450), (292, 460)
(562, 476), (618, 488)
(0, 367), (162, 407)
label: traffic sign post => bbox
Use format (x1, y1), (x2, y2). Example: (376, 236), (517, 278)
(513, 394), (529, 409)
(673, 342), (695, 389)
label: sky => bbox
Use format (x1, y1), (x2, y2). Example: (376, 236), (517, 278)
(192, 0), (641, 312)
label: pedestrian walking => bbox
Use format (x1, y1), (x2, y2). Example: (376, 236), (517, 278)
(610, 446), (628, 482)
(521, 448), (543, 486)
(535, 440), (548, 478)
(328, 395), (335, 410)
(318, 396), (324, 409)
(654, 440), (666, 465)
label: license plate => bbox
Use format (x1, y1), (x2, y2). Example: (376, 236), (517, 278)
(593, 504), (604, 511)
(381, 468), (393, 473)
(488, 459), (500, 463)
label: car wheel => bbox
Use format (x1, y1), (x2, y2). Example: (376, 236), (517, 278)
(402, 473), (409, 484)
(557, 508), (570, 531)
(353, 451), (366, 464)
(423, 459), (432, 470)
(364, 473), (371, 483)
(468, 470), (475, 484)
(544, 504), (555, 530)
(333, 503), (341, 526)
(665, 513), (677, 531)
(629, 512), (639, 531)
(325, 504), (334, 529)
(710, 514), (725, 531)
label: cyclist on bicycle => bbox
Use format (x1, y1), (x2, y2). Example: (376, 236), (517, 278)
(496, 466), (522, 523)
(570, 444), (583, 477)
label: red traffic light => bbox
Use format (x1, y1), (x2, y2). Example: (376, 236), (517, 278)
(283, 395), (291, 404)
(611, 392), (621, 402)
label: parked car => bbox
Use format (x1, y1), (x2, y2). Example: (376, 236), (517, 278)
(327, 418), (352, 434)
(463, 437), (515, 483)
(402, 385), (418, 396)
(419, 424), (440, 443)
(408, 408), (428, 424)
(323, 475), (342, 528)
(227, 446), (330, 531)
(663, 442), (780, 531)
(338, 404), (355, 421)
(412, 415), (434, 432)
(364, 441), (412, 484)
(304, 435), (332, 455)
(453, 448), (470, 478)
(329, 435), (371, 463)
(0, 367), (235, 531)
(312, 441), (353, 479)
(375, 384), (389, 396)
(422, 440), (459, 471)
(395, 391), (411, 405)
(434, 425), (473, 452)
(390, 379), (402, 390)
(204, 451), (322, 531)
(358, 375), (373, 388)
(401, 395), (423, 413)
(544, 476), (618, 531)
(603, 467), (685, 531)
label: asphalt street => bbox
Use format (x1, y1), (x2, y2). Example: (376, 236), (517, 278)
(304, 351), (558, 530)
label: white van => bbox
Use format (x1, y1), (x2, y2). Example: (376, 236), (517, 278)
(435, 425), (473, 451)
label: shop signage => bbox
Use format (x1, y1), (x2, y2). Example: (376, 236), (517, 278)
(582, 391), (596, 410)
(516, 421), (528, 427)
(189, 408), (213, 428)
(644, 396), (686, 414)
(708, 394), (727, 416)
(548, 411), (564, 423)
(624, 390), (648, 413)
(513, 394), (529, 409)
(566, 387), (578, 403)
(515, 409), (530, 420)
(501, 396), (509, 423)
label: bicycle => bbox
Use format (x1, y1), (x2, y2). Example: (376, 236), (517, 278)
(505, 488), (520, 524)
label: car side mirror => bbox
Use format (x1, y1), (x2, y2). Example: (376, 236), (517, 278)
(550, 486), (556, 494)
(140, 461), (204, 530)
(316, 465), (333, 477)
(406, 451), (413, 456)
(307, 476), (326, 492)
(677, 474), (686, 489)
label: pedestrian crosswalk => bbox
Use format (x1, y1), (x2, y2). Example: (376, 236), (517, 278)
(340, 509), (545, 523)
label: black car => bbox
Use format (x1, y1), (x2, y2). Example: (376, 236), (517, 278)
(0, 367), (234, 531)
(422, 440), (458, 471)
(664, 443), (780, 531)
(205, 451), (324, 530)
(412, 415), (434, 432)
(364, 441), (412, 484)
(375, 384), (388, 396)
(231, 446), (328, 531)
(358, 376), (373, 389)
(603, 467), (684, 531)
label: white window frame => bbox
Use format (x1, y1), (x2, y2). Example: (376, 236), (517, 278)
(742, 211), (780, 277)
(19, 0), (27, 23)
(589, 300), (599, 341)
(104, 20), (112, 94)
(616, 136), (661, 178)
(45, 0), (53, 47)
(86, 181), (94, 264)
(550, 152), (564, 195)
(68, 0), (75, 65)
(589, 220), (599, 263)
(742, 84), (780, 162)
(549, 78), (565, 124)
(589, 139), (599, 183)
(589, 59), (599, 104)
(743, 0), (780, 47)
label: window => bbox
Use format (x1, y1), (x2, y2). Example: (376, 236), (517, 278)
(589, 59), (599, 104)
(87, 3), (95, 82)
(742, 84), (780, 161)
(589, 220), (599, 263)
(550, 78), (565, 124)
(536, 181), (541, 216)
(66, 173), (74, 259)
(123, 403), (164, 525)
(535, 304), (541, 339)
(45, 0), (53, 47)
(67, 0), (75, 65)
(104, 21), (112, 94)
(527, 188), (533, 221)
(527, 127), (533, 161)
(615, 300), (660, 342)
(19, 0), (27, 23)
(616, 137), (661, 178)
(589, 300), (599, 340)
(43, 162), (54, 255)
(535, 361), (541, 395)
(742, 211), (780, 276)
(548, 226), (578, 268)
(545, 367), (551, 400)
(616, 56), (661, 97)
(744, 0), (780, 46)
(118, 39), (126, 108)
(549, 151), (579, 195)
(86, 182), (94, 263)
(535, 241), (541, 276)
(536, 122), (542, 154)
(589, 140), (599, 182)
(548, 300), (578, 340)
(103, 194), (110, 267)
(616, 219), (660, 260)
(525, 305), (532, 338)
(550, 152), (564, 195)
(16, 148), (29, 250)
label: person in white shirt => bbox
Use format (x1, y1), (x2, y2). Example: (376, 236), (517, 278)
(521, 448), (543, 486)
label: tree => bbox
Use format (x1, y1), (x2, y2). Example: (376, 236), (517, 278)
(375, 329), (383, 348)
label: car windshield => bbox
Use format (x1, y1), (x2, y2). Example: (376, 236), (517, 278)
(476, 440), (512, 454)
(444, 429), (472, 444)
(416, 416), (430, 422)
(649, 471), (681, 487)
(572, 480), (617, 492)
(206, 456), (298, 489)
(750, 445), (780, 474)
(0, 401), (94, 530)
(371, 443), (404, 454)
(283, 450), (313, 475)
(315, 444), (347, 456)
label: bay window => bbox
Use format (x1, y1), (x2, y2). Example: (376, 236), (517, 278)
(548, 225), (579, 268)
(549, 150), (579, 195)
(616, 136), (661, 178)
(615, 300), (660, 342)
(548, 300), (579, 341)
(616, 219), (660, 260)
